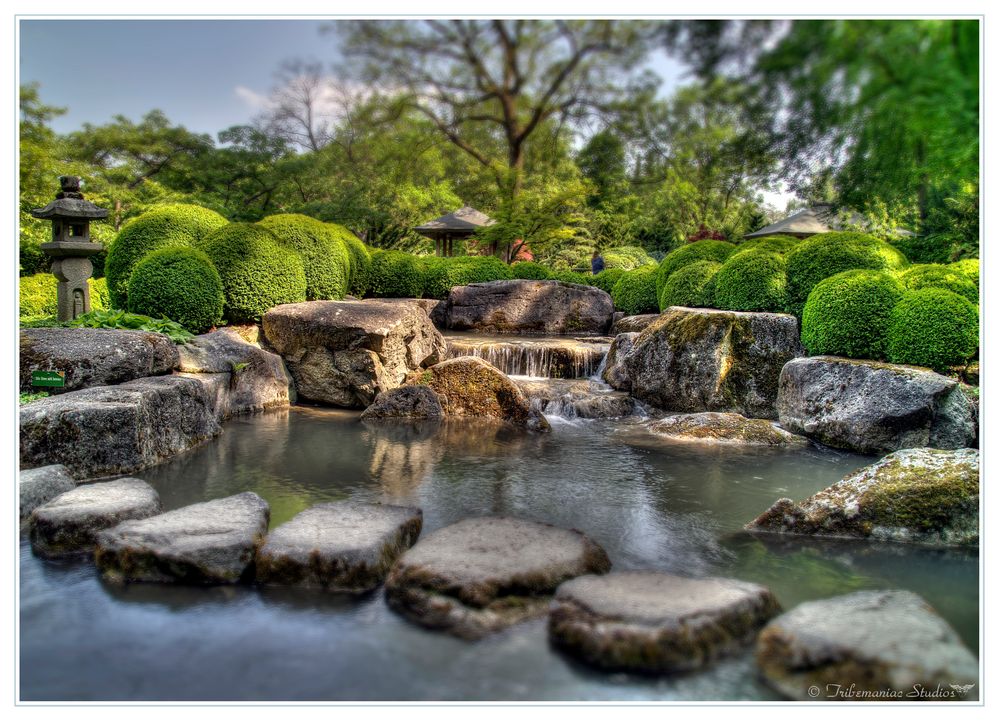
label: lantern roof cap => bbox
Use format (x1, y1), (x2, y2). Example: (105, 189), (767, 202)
(30, 176), (108, 220)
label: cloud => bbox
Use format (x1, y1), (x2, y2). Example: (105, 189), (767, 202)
(234, 85), (272, 111)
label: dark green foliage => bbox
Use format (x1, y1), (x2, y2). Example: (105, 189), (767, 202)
(590, 267), (626, 293)
(611, 266), (659, 315)
(886, 289), (979, 372)
(126, 247), (224, 333)
(785, 231), (909, 315)
(422, 255), (513, 299)
(325, 222), (371, 297)
(368, 249), (425, 298)
(20, 237), (48, 276)
(195, 223), (306, 323)
(553, 270), (593, 286)
(890, 234), (952, 264)
(258, 214), (350, 300)
(899, 264), (978, 303)
(659, 260), (721, 310)
(801, 270), (904, 359)
(105, 204), (228, 309)
(510, 261), (552, 280)
(731, 236), (799, 258)
(713, 250), (789, 312)
(949, 258), (979, 288)
(59, 309), (195, 343)
(655, 240), (736, 299)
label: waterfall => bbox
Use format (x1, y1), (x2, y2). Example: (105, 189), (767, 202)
(514, 378), (646, 421)
(445, 335), (610, 379)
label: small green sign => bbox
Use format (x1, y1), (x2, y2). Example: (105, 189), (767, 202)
(31, 370), (65, 388)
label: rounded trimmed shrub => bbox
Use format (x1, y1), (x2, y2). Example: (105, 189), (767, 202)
(949, 258), (979, 288)
(127, 247), (224, 333)
(886, 288), (979, 372)
(611, 266), (659, 315)
(785, 231), (909, 315)
(105, 204), (228, 309)
(800, 270), (904, 360)
(713, 250), (789, 312)
(258, 214), (350, 301)
(655, 240), (736, 300)
(730, 236), (799, 258)
(422, 255), (513, 299)
(19, 274), (108, 318)
(368, 250), (425, 298)
(590, 268), (626, 293)
(326, 223), (371, 297)
(511, 261), (552, 280)
(897, 263), (978, 304)
(659, 260), (721, 310)
(553, 270), (592, 286)
(603, 245), (657, 271)
(195, 223), (306, 323)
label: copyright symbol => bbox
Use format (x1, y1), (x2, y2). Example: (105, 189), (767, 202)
(808, 685), (821, 698)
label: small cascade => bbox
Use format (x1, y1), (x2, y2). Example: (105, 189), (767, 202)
(445, 334), (610, 379)
(514, 378), (646, 420)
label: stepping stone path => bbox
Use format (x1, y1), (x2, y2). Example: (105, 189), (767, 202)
(756, 590), (979, 701)
(549, 572), (780, 673)
(385, 516), (611, 639)
(95, 492), (270, 584)
(29, 478), (161, 557)
(256, 502), (423, 592)
(20, 464), (76, 520)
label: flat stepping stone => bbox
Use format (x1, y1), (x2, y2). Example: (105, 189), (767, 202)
(649, 412), (808, 446)
(95, 492), (269, 584)
(549, 572), (781, 673)
(385, 516), (611, 639)
(29, 478), (161, 557)
(255, 502), (423, 591)
(757, 590), (978, 701)
(20, 464), (76, 520)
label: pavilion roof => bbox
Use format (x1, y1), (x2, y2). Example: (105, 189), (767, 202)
(414, 206), (495, 237)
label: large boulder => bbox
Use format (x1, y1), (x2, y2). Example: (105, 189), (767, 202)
(444, 280), (614, 335)
(95, 492), (270, 584)
(262, 299), (446, 408)
(746, 447), (978, 547)
(406, 356), (549, 431)
(178, 327), (292, 418)
(359, 385), (444, 421)
(601, 332), (637, 391)
(610, 314), (660, 335)
(29, 478), (161, 557)
(19, 375), (222, 479)
(19, 327), (179, 394)
(385, 516), (611, 639)
(256, 502), (423, 591)
(757, 590), (978, 701)
(625, 307), (804, 419)
(19, 464), (76, 520)
(549, 572), (781, 673)
(777, 356), (978, 454)
(649, 412), (808, 447)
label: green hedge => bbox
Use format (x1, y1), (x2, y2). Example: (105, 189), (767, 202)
(949, 258), (979, 288)
(898, 264), (978, 303)
(127, 247), (224, 333)
(326, 223), (371, 297)
(590, 268), (626, 293)
(553, 270), (592, 286)
(886, 288), (979, 372)
(511, 261), (552, 280)
(730, 236), (799, 258)
(368, 250), (425, 298)
(422, 255), (513, 299)
(602, 245), (657, 271)
(655, 240), (736, 300)
(659, 260), (721, 310)
(800, 270), (904, 360)
(105, 204), (228, 309)
(19, 273), (108, 319)
(611, 266), (659, 315)
(195, 223), (306, 323)
(258, 214), (350, 301)
(713, 250), (789, 313)
(785, 231), (909, 315)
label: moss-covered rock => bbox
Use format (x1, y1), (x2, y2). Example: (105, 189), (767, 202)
(655, 240), (736, 299)
(127, 247), (224, 333)
(899, 263), (978, 303)
(713, 250), (789, 313)
(886, 288), (979, 372)
(610, 266), (659, 315)
(658, 260), (720, 310)
(258, 214), (350, 300)
(649, 412), (808, 447)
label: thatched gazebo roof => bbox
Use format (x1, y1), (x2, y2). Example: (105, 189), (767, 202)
(414, 206), (495, 239)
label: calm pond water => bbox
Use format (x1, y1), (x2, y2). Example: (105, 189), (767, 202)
(20, 407), (980, 701)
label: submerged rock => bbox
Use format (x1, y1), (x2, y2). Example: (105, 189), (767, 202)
(20, 464), (76, 520)
(649, 412), (807, 447)
(756, 590), (978, 701)
(515, 378), (640, 420)
(625, 307), (804, 419)
(610, 314), (660, 335)
(29, 478), (161, 557)
(256, 502), (423, 591)
(549, 572), (781, 673)
(746, 448), (979, 547)
(443, 280), (614, 335)
(385, 516), (611, 639)
(407, 356), (550, 431)
(444, 334), (610, 379)
(19, 375), (222, 479)
(19, 327), (179, 394)
(360, 385), (444, 420)
(777, 356), (978, 454)
(95, 492), (270, 584)
(601, 332), (637, 391)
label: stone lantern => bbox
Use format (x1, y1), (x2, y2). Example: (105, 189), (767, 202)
(31, 176), (108, 321)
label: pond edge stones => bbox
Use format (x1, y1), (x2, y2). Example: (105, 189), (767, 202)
(385, 516), (612, 639)
(95, 492), (270, 584)
(549, 572), (781, 674)
(756, 590), (979, 701)
(256, 502), (423, 592)
(20, 464), (76, 520)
